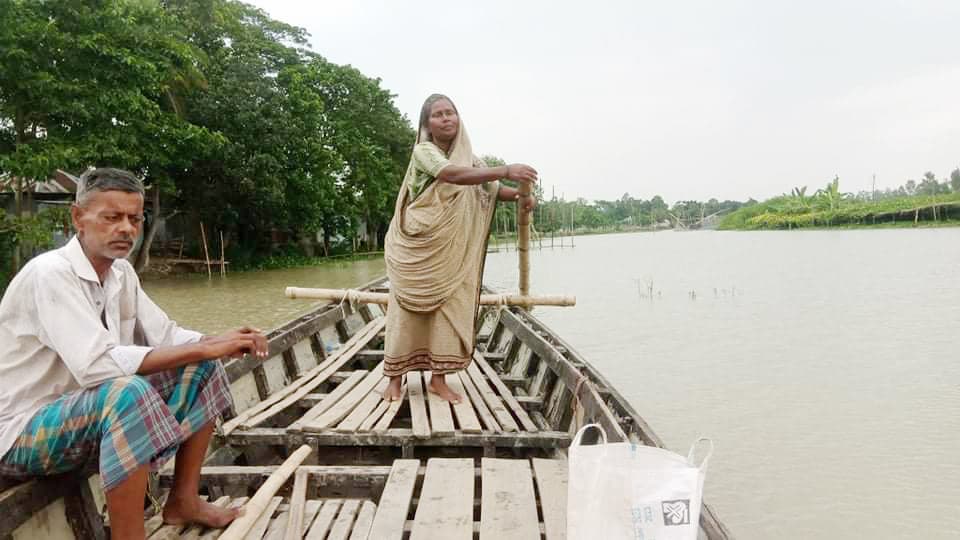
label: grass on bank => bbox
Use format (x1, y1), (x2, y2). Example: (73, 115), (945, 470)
(719, 192), (960, 230)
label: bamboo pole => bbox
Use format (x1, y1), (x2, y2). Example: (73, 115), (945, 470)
(219, 445), (313, 540)
(518, 181), (531, 297)
(200, 222), (212, 279)
(219, 230), (226, 277)
(283, 469), (309, 540)
(285, 287), (575, 307)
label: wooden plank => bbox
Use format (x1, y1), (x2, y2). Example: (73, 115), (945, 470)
(406, 371), (431, 438)
(479, 459), (540, 540)
(446, 374), (482, 433)
(283, 470), (309, 540)
(457, 371), (501, 432)
(425, 372), (456, 436)
(221, 428), (570, 450)
(348, 500), (377, 540)
(222, 318), (385, 434)
(336, 376), (389, 432)
(0, 475), (86, 538)
(372, 384), (406, 432)
(262, 508), (289, 540)
(239, 496), (282, 540)
(305, 499), (342, 540)
(327, 499), (361, 540)
(301, 500), (323, 534)
(288, 370), (367, 431)
(367, 460), (419, 540)
(466, 361), (519, 432)
(532, 458), (567, 540)
(411, 459), (474, 540)
(473, 351), (539, 432)
(303, 362), (385, 431)
(358, 397), (390, 432)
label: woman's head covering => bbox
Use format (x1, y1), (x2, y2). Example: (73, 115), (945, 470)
(415, 93), (474, 167)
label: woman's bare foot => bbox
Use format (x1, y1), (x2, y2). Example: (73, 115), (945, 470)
(428, 373), (462, 404)
(163, 494), (240, 529)
(382, 375), (404, 401)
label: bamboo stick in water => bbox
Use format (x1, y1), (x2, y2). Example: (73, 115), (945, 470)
(218, 445), (313, 540)
(284, 287), (575, 307)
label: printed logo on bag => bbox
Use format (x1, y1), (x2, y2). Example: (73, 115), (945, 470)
(661, 499), (691, 526)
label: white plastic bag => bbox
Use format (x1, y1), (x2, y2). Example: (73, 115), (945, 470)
(567, 424), (712, 540)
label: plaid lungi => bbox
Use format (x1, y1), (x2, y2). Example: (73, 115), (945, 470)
(0, 359), (232, 491)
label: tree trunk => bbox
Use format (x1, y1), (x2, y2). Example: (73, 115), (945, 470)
(133, 188), (161, 272)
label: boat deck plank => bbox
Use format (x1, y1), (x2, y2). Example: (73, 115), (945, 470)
(532, 458), (568, 540)
(457, 371), (501, 432)
(305, 500), (342, 540)
(473, 352), (539, 432)
(425, 372), (456, 436)
(348, 500), (377, 540)
(447, 374), (483, 433)
(288, 370), (367, 431)
(326, 499), (361, 540)
(367, 459), (419, 540)
(407, 371), (432, 438)
(410, 458), (474, 540)
(479, 458), (540, 540)
(302, 363), (385, 431)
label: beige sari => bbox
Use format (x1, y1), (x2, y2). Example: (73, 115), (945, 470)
(383, 121), (498, 376)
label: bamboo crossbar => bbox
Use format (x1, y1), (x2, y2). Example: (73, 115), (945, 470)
(285, 287), (575, 307)
(218, 445), (312, 540)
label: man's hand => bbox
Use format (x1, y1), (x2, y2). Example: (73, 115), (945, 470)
(202, 326), (269, 359)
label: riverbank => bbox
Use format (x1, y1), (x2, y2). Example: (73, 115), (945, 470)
(719, 192), (960, 230)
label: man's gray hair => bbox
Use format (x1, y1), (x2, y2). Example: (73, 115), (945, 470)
(76, 168), (145, 206)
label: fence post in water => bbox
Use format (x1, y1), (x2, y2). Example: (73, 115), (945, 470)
(219, 230), (226, 277)
(200, 221), (212, 279)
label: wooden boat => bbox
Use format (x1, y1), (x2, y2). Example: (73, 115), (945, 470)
(0, 277), (733, 539)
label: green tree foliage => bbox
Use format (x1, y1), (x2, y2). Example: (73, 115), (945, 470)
(1, 0), (414, 280)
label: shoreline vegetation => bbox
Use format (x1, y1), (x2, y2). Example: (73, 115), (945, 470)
(718, 176), (960, 230)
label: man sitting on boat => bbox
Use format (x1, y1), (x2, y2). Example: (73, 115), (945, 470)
(0, 168), (269, 539)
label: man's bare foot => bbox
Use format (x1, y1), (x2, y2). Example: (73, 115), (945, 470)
(382, 375), (404, 401)
(428, 374), (462, 404)
(163, 494), (240, 529)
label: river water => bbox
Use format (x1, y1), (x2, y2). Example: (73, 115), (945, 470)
(144, 229), (960, 539)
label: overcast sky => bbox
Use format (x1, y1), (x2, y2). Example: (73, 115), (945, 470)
(249, 0), (959, 203)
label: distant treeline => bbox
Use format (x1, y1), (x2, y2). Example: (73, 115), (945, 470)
(720, 169), (960, 230)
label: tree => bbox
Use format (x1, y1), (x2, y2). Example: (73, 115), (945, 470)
(0, 0), (215, 271)
(951, 168), (960, 192)
(915, 171), (948, 196)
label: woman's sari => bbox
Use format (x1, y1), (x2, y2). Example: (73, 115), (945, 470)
(383, 120), (498, 376)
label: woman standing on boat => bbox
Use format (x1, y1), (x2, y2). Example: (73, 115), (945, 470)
(382, 94), (538, 403)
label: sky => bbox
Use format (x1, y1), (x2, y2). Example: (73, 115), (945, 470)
(248, 0), (960, 203)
